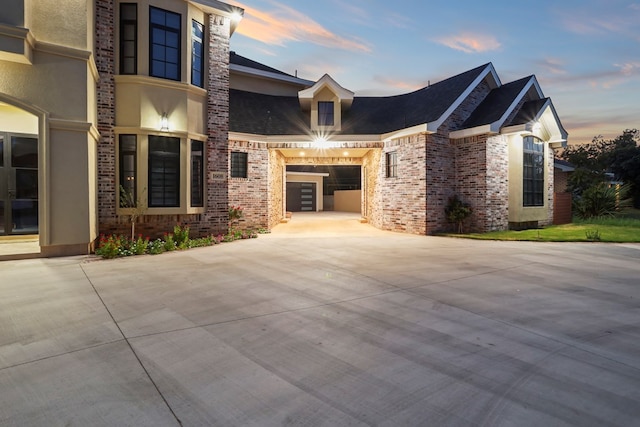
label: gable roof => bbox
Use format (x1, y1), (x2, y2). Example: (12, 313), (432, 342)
(229, 63), (498, 136)
(460, 76), (532, 129)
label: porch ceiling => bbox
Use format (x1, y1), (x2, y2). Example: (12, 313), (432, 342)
(277, 147), (372, 158)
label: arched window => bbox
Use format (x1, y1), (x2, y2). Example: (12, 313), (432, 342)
(523, 136), (544, 206)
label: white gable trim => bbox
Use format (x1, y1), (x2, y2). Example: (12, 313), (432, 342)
(298, 74), (355, 110)
(426, 63), (501, 132)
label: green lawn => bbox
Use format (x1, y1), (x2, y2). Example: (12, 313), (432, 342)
(446, 211), (640, 242)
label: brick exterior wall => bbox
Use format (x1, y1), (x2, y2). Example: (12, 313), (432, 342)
(95, 0), (116, 234)
(427, 80), (493, 233)
(205, 13), (231, 234)
(373, 135), (427, 234)
(484, 135), (509, 231)
(96, 9), (232, 240)
(228, 140), (269, 230)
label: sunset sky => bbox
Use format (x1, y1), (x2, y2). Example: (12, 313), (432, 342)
(226, 0), (640, 145)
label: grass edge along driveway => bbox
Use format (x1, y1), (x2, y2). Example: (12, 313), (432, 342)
(445, 218), (640, 243)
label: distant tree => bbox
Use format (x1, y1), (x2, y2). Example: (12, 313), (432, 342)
(562, 129), (640, 207)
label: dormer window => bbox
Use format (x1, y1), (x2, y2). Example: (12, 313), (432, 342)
(318, 101), (334, 126)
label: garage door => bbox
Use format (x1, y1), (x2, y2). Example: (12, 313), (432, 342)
(286, 182), (316, 212)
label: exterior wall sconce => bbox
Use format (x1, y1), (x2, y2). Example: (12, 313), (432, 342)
(160, 113), (169, 131)
(532, 121), (542, 132)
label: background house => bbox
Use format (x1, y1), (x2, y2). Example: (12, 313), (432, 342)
(228, 54), (568, 234)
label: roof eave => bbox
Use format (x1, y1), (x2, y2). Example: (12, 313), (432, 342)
(189, 0), (244, 35)
(230, 64), (315, 87)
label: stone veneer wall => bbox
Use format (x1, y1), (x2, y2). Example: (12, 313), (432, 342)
(268, 149), (285, 228)
(362, 148), (381, 222)
(228, 140), (270, 230)
(96, 10), (232, 239)
(372, 135), (427, 234)
(543, 146), (555, 226)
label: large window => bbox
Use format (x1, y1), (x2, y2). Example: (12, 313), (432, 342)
(385, 152), (398, 178)
(119, 3), (137, 74)
(150, 6), (181, 81)
(318, 101), (334, 126)
(119, 135), (137, 207)
(191, 20), (204, 88)
(191, 140), (204, 207)
(149, 136), (180, 207)
(523, 136), (544, 207)
(231, 151), (248, 178)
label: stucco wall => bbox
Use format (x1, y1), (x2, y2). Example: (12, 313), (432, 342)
(334, 190), (361, 213)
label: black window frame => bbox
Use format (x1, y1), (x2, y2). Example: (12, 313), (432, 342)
(523, 136), (545, 207)
(191, 20), (204, 88)
(119, 135), (137, 207)
(385, 151), (398, 178)
(318, 101), (334, 126)
(149, 6), (181, 81)
(230, 151), (248, 178)
(119, 3), (137, 75)
(190, 140), (204, 207)
(148, 135), (180, 207)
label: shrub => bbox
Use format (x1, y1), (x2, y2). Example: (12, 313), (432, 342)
(173, 224), (190, 249)
(163, 233), (177, 251)
(95, 234), (121, 259)
(573, 183), (631, 219)
(445, 195), (473, 233)
(148, 239), (165, 255)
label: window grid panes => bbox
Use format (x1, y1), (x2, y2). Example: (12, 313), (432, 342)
(191, 140), (204, 207)
(523, 136), (544, 207)
(150, 6), (181, 81)
(149, 136), (180, 207)
(191, 20), (204, 87)
(385, 152), (397, 178)
(119, 135), (137, 207)
(230, 151), (248, 178)
(119, 3), (137, 74)
(318, 101), (334, 126)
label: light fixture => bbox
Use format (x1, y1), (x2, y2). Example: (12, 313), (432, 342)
(532, 121), (542, 132)
(231, 11), (243, 23)
(343, 151), (349, 156)
(300, 151), (305, 156)
(312, 136), (327, 145)
(160, 113), (169, 132)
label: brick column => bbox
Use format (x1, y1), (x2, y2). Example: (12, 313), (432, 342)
(95, 0), (116, 233)
(205, 14), (231, 233)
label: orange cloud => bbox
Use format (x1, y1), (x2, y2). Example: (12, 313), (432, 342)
(373, 76), (424, 92)
(229, 1), (371, 52)
(434, 32), (501, 53)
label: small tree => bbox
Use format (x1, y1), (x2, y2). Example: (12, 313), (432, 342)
(119, 185), (147, 240)
(573, 183), (632, 219)
(445, 195), (473, 233)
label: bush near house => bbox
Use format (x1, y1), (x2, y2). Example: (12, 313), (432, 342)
(94, 224), (266, 259)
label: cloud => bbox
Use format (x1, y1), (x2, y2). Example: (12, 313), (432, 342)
(536, 58), (568, 76)
(558, 3), (640, 41)
(433, 32), (501, 53)
(372, 76), (424, 92)
(229, 1), (371, 52)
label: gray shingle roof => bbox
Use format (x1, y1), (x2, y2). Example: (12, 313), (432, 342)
(507, 98), (550, 126)
(460, 76), (532, 129)
(230, 52), (294, 78)
(229, 63), (491, 135)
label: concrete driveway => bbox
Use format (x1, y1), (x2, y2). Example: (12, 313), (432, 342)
(1, 218), (640, 426)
